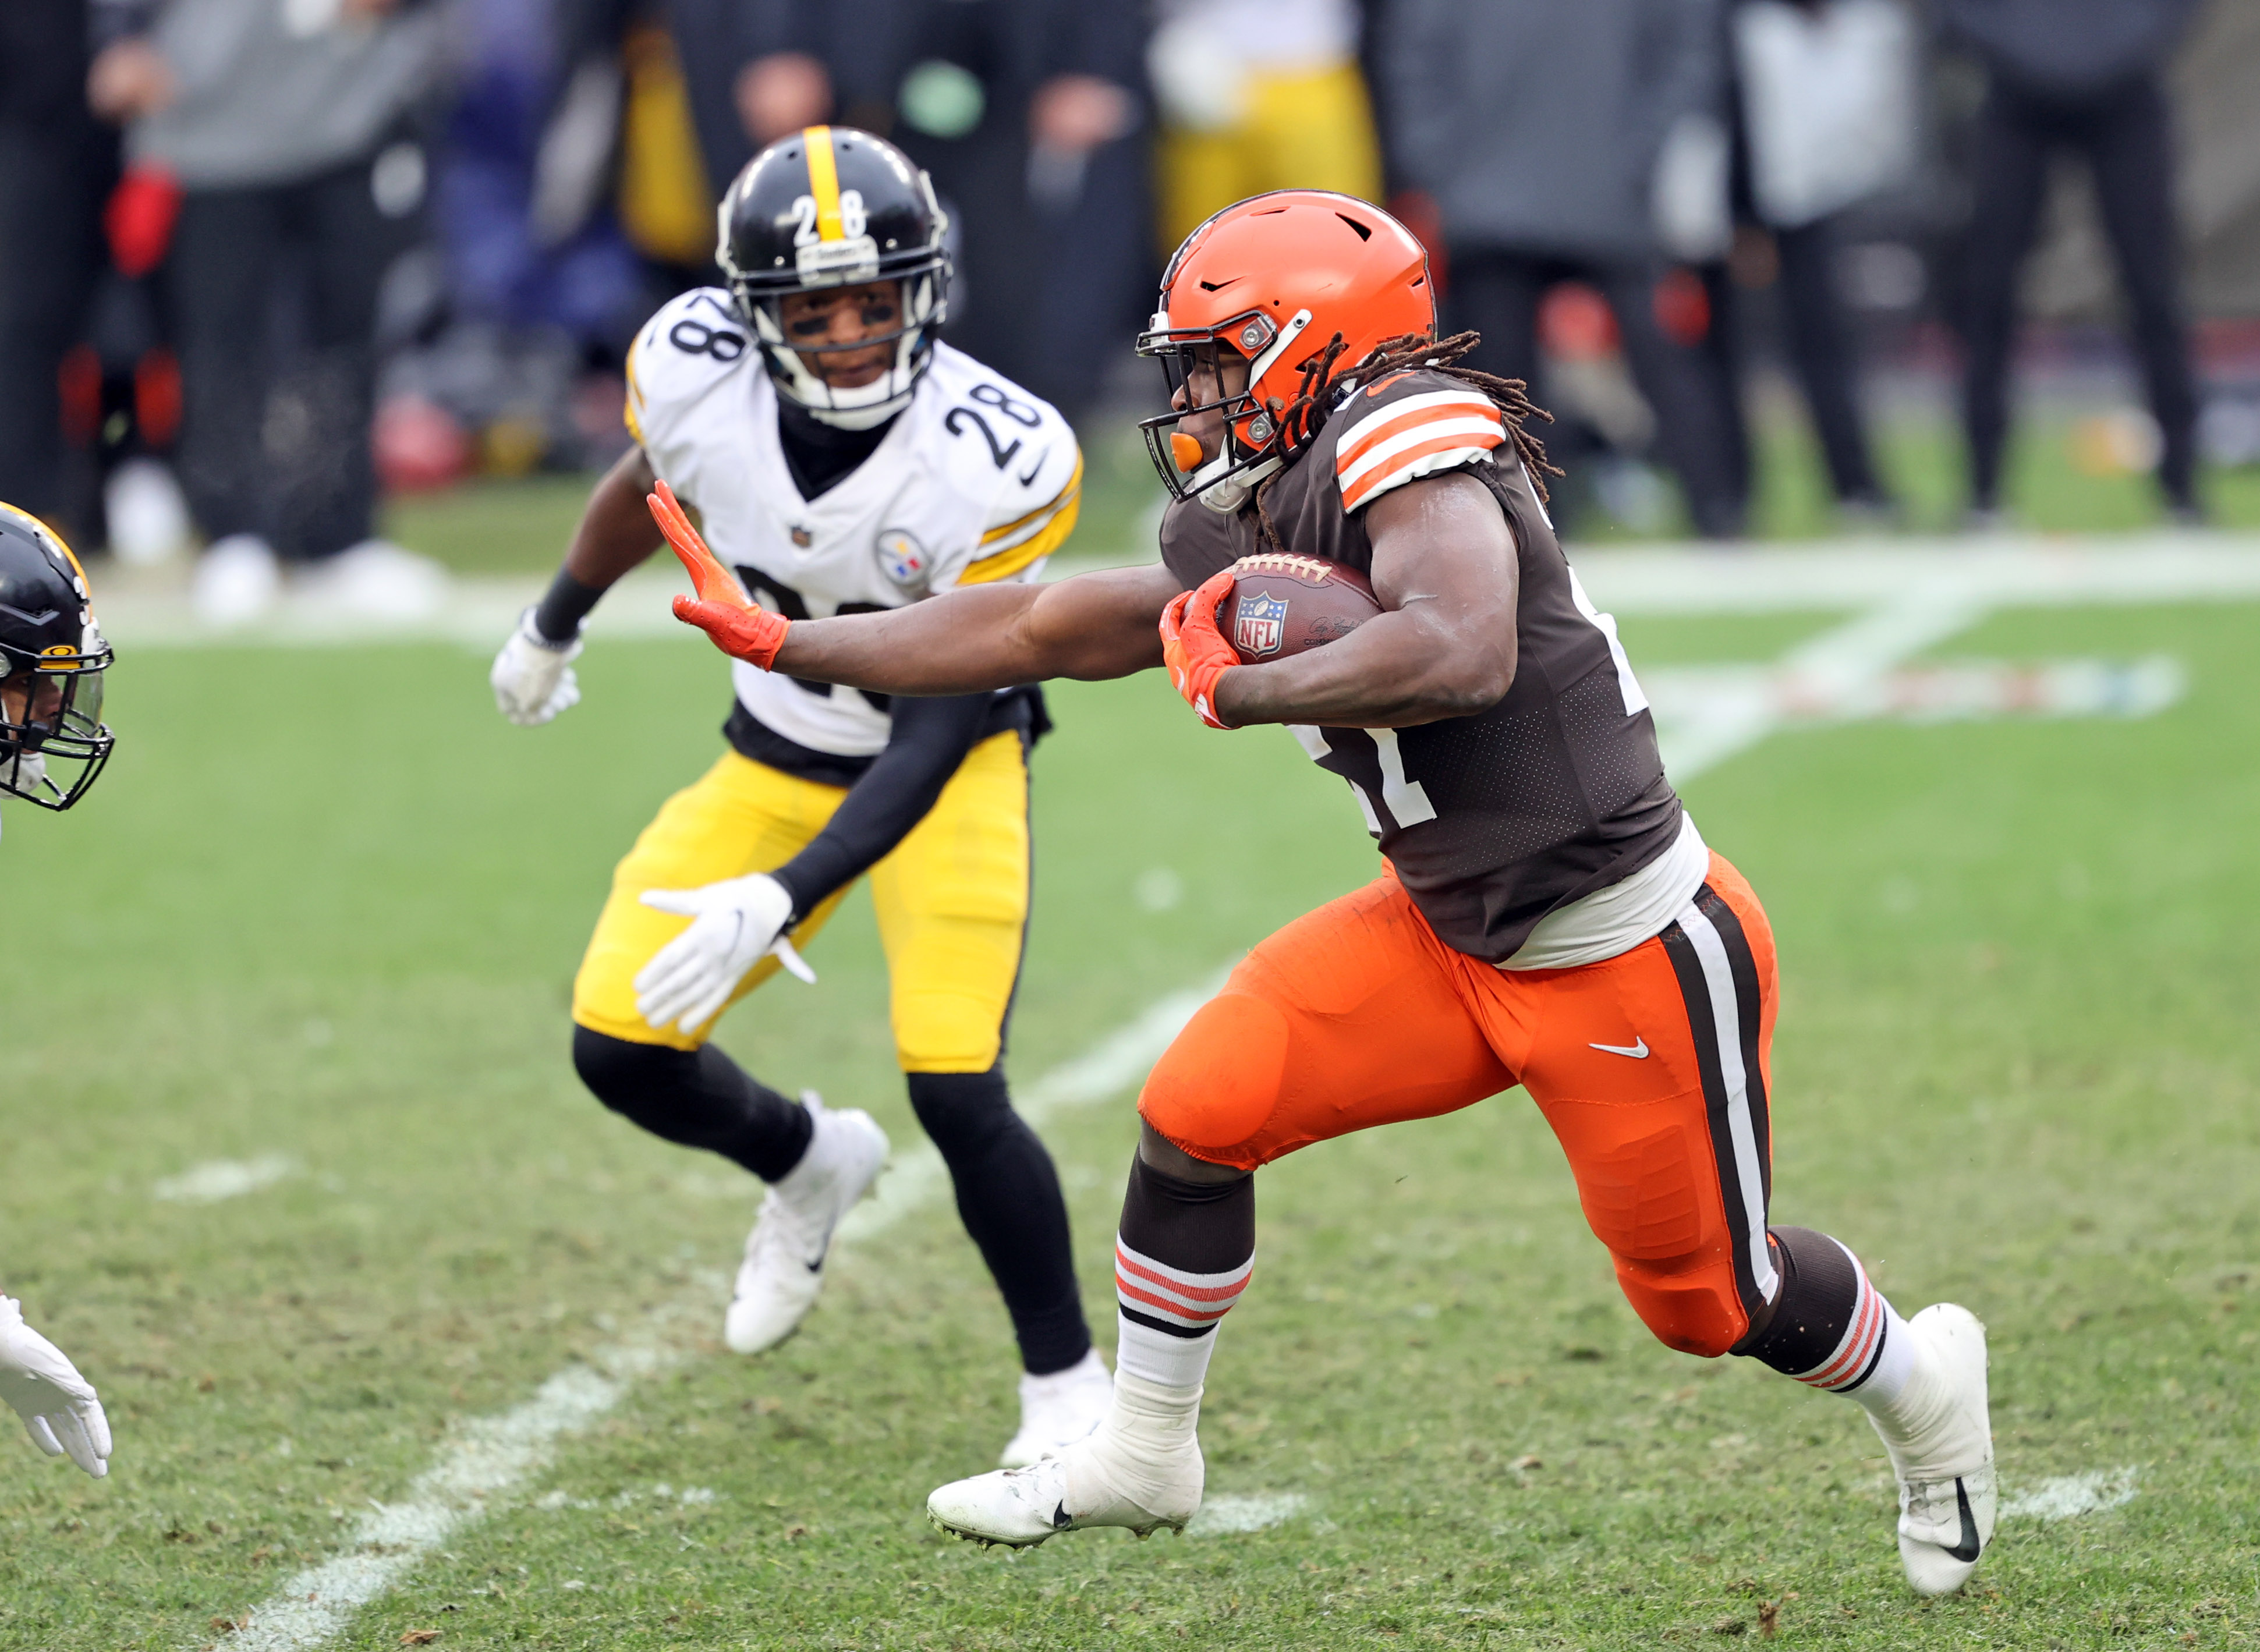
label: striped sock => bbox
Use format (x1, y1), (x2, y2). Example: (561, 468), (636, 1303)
(1736, 1225), (1914, 1409)
(1110, 1157), (1253, 1392)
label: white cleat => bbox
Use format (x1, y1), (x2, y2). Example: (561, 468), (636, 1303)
(929, 1435), (1199, 1550)
(998, 1348), (1114, 1468)
(930, 1372), (1204, 1548)
(1870, 1303), (1995, 1596)
(723, 1095), (887, 1355)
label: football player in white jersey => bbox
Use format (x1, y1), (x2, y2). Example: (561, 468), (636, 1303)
(0, 504), (117, 1479)
(490, 128), (1109, 1465)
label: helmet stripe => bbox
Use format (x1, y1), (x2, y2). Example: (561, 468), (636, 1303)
(802, 125), (844, 242)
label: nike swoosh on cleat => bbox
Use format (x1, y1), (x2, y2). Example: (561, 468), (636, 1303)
(1051, 1501), (1074, 1530)
(1589, 1037), (1650, 1058)
(1943, 1479), (1983, 1563)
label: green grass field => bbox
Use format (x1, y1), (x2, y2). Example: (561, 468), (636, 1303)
(2, 522), (2258, 1649)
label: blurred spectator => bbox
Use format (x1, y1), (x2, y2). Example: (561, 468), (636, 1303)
(1379, 0), (1748, 539)
(0, 1), (115, 543)
(88, 0), (450, 622)
(691, 2), (1146, 423)
(379, 0), (707, 492)
(1147, 0), (1380, 254)
(1690, 0), (1915, 527)
(1943, 0), (2206, 524)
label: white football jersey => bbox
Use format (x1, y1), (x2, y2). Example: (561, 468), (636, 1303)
(625, 287), (1083, 759)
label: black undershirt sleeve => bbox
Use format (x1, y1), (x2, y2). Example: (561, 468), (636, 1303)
(767, 690), (995, 919)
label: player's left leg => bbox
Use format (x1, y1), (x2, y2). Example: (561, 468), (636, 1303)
(1511, 852), (1994, 1596)
(571, 751), (885, 1356)
(867, 731), (1103, 1465)
(926, 874), (1512, 1546)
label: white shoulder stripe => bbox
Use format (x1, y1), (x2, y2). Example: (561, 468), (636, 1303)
(1338, 416), (1507, 494)
(1342, 445), (1502, 511)
(1334, 388), (1502, 456)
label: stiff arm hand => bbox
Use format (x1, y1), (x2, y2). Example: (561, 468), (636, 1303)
(650, 480), (792, 669)
(1, 1295), (111, 1477)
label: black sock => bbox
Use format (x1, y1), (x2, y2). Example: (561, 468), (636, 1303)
(1118, 1155), (1255, 1278)
(1733, 1226), (1861, 1375)
(571, 1026), (812, 1181)
(907, 1069), (1091, 1375)
(1110, 1155), (1255, 1387)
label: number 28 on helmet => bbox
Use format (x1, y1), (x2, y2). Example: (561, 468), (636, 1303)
(716, 125), (951, 430)
(1136, 190), (1435, 509)
(0, 504), (114, 814)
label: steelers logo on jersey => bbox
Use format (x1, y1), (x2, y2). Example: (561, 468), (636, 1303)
(876, 529), (929, 588)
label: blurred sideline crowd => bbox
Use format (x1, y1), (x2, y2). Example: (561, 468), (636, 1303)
(0, 0), (2245, 623)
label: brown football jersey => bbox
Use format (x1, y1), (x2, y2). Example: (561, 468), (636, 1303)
(1159, 368), (1682, 963)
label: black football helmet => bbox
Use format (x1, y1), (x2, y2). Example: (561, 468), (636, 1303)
(0, 504), (114, 813)
(716, 126), (950, 429)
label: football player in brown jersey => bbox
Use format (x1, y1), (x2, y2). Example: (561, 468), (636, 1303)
(658, 193), (1997, 1596)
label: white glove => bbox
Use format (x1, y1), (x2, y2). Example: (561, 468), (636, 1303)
(0, 1296), (111, 1478)
(491, 607), (584, 725)
(634, 871), (817, 1033)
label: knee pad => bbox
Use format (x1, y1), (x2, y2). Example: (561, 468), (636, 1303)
(1610, 1254), (1749, 1359)
(1561, 1119), (1708, 1261)
(1137, 990), (1289, 1162)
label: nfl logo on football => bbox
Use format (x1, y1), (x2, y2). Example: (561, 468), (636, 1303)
(1234, 590), (1288, 657)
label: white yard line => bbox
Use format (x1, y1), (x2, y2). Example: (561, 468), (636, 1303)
(1999, 1466), (2139, 1521)
(153, 1156), (298, 1205)
(208, 971), (1231, 1651)
(1656, 584), (1993, 781)
(223, 1348), (671, 1652)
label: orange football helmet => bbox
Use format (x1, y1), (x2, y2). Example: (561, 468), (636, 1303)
(1136, 190), (1434, 506)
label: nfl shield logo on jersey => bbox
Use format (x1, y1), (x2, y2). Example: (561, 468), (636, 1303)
(877, 529), (929, 587)
(1234, 590), (1288, 657)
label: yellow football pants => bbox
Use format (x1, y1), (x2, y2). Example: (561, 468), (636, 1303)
(1156, 60), (1384, 256)
(572, 733), (1030, 1071)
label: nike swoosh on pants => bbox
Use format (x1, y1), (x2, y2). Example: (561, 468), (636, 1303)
(1589, 1037), (1650, 1058)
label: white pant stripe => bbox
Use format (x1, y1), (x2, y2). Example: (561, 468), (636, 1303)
(1677, 899), (1778, 1301)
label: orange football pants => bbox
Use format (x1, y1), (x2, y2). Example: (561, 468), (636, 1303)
(1140, 853), (1780, 1357)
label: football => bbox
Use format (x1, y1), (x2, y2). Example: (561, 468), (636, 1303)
(1220, 552), (1383, 664)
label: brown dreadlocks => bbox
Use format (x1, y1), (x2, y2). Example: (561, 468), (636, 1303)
(1274, 329), (1561, 501)
(1251, 328), (1561, 558)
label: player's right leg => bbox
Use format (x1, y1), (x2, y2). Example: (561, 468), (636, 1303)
(926, 877), (1510, 1546)
(1512, 852), (1993, 1594)
(571, 750), (884, 1354)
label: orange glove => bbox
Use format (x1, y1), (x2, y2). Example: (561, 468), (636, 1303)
(649, 479), (789, 669)
(1159, 568), (1240, 729)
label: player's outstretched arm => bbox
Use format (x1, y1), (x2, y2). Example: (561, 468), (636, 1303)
(1212, 472), (1518, 729)
(668, 491), (1181, 693)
